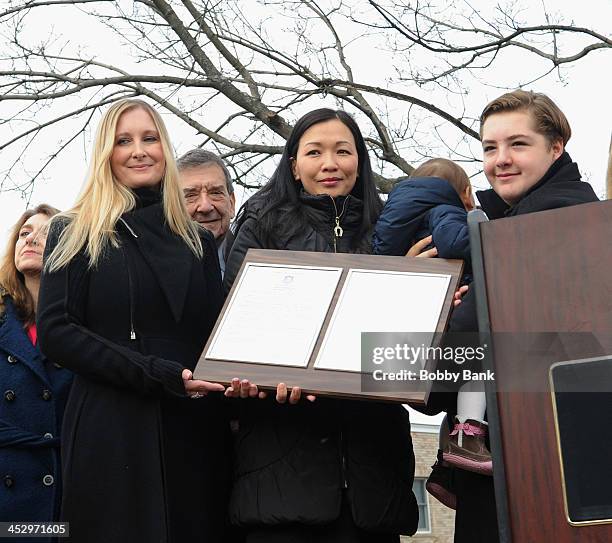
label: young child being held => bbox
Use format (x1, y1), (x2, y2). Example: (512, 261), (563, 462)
(373, 158), (490, 510)
(373, 157), (475, 267)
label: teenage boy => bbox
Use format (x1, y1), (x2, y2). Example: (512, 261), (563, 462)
(444, 90), (599, 542)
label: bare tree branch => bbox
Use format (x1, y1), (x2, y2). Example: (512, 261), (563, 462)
(0, 0), (609, 199)
(0, 0), (110, 19)
(366, 0), (610, 65)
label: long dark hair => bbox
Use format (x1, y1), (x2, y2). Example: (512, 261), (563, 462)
(238, 108), (383, 249)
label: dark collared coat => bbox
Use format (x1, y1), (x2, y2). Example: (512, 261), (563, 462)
(37, 190), (232, 543)
(0, 294), (72, 541)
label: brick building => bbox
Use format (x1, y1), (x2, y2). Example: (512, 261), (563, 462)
(402, 409), (455, 543)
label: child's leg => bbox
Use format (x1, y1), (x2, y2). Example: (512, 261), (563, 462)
(456, 381), (486, 422)
(444, 383), (492, 475)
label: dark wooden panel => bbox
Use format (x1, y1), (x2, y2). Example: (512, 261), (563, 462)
(480, 200), (612, 542)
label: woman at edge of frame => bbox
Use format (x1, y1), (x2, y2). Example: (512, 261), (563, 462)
(37, 99), (234, 543)
(223, 108), (420, 543)
(0, 204), (72, 543)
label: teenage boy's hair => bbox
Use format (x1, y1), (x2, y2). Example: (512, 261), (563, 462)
(479, 90), (571, 147)
(411, 158), (471, 197)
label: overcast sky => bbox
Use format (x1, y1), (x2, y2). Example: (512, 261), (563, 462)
(1, 0), (610, 247)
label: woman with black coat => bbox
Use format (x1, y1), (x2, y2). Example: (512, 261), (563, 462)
(37, 99), (233, 543)
(224, 108), (419, 543)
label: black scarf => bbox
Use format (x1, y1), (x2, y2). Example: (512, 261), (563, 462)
(120, 187), (195, 323)
(475, 152), (599, 220)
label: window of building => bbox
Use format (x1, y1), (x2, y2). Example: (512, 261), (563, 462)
(413, 477), (431, 532)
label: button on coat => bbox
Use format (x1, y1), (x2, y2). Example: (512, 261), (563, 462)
(0, 295), (72, 535)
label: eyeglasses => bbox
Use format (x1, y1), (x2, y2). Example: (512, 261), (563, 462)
(183, 187), (230, 203)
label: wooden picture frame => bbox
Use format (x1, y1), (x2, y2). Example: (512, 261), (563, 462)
(194, 249), (463, 403)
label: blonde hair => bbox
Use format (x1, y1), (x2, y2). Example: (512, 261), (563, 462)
(480, 90), (571, 147)
(411, 158), (471, 197)
(0, 204), (60, 326)
(46, 99), (202, 271)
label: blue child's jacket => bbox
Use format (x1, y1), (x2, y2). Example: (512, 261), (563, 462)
(373, 176), (470, 264)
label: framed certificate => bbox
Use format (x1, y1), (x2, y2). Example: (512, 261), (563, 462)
(195, 249), (463, 403)
(206, 263), (342, 368)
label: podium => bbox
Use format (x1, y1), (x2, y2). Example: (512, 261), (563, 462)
(469, 200), (612, 543)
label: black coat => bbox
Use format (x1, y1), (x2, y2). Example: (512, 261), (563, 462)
(37, 190), (232, 543)
(451, 152), (599, 333)
(224, 192), (371, 289)
(0, 295), (72, 541)
(224, 192), (419, 536)
(449, 153), (599, 543)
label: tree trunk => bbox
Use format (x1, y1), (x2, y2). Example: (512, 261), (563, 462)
(607, 134), (612, 200)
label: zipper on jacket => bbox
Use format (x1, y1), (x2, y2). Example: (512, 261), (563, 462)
(119, 217), (139, 239)
(328, 195), (349, 253)
(119, 218), (138, 340)
(340, 429), (349, 489)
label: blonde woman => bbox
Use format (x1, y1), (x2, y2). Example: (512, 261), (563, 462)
(38, 100), (232, 543)
(1, 205), (72, 540)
